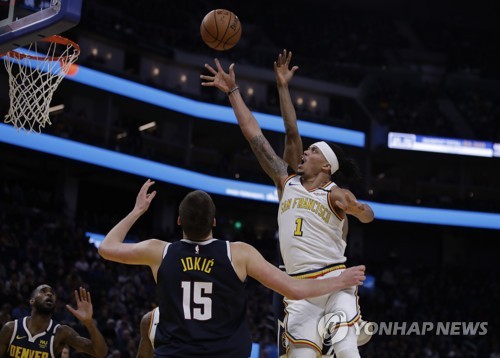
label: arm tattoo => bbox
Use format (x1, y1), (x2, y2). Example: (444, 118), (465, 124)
(249, 134), (288, 183)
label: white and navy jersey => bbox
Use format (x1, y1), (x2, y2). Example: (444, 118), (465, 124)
(148, 307), (160, 349)
(155, 239), (252, 358)
(278, 175), (346, 274)
(7, 317), (59, 358)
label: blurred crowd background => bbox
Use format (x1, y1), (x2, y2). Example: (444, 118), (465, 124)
(1, 0), (499, 356)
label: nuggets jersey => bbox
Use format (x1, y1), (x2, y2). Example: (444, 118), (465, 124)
(7, 317), (59, 358)
(155, 239), (252, 358)
(278, 175), (346, 274)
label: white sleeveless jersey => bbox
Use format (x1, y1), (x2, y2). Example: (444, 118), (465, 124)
(278, 175), (346, 274)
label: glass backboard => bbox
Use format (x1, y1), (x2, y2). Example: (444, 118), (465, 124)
(0, 0), (82, 54)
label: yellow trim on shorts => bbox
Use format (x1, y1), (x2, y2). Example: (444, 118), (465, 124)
(284, 334), (322, 355)
(283, 308), (322, 355)
(291, 263), (346, 279)
(327, 287), (362, 331)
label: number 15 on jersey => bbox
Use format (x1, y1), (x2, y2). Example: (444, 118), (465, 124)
(181, 281), (213, 320)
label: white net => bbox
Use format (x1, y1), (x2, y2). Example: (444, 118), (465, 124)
(3, 35), (80, 133)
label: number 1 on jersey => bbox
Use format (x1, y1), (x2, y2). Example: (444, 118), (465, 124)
(181, 281), (213, 320)
(294, 218), (304, 236)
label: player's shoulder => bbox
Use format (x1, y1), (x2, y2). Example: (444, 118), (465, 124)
(0, 320), (15, 333)
(147, 238), (170, 249)
(230, 241), (252, 250)
(54, 324), (72, 335)
(230, 241), (259, 260)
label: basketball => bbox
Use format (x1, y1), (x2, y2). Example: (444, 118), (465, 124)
(200, 9), (242, 51)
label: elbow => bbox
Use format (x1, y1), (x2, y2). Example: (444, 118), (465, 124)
(360, 210), (375, 224)
(97, 245), (105, 257)
(97, 243), (110, 260)
(364, 213), (375, 223)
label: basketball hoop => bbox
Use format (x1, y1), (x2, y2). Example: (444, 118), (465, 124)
(2, 35), (80, 133)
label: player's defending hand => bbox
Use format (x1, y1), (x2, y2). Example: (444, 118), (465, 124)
(133, 179), (157, 215)
(274, 49), (299, 88)
(66, 287), (94, 326)
(200, 59), (237, 94)
(338, 265), (366, 288)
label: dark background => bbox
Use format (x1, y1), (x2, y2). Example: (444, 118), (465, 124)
(1, 0), (499, 356)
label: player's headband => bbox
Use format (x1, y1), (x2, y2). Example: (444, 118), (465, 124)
(312, 141), (339, 175)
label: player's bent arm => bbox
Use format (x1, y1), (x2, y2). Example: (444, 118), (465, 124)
(332, 188), (374, 224)
(59, 325), (107, 358)
(232, 242), (365, 299)
(99, 230), (166, 266)
(0, 322), (14, 357)
(137, 311), (154, 358)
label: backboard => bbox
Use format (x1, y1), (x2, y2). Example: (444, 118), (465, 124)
(0, 0), (82, 54)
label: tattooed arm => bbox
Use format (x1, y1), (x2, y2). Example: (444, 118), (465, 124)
(201, 59), (289, 195)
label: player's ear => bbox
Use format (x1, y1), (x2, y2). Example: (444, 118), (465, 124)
(212, 218), (216, 227)
(322, 163), (331, 174)
(177, 216), (181, 226)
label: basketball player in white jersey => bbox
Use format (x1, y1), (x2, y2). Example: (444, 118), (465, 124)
(274, 50), (373, 357)
(201, 59), (374, 358)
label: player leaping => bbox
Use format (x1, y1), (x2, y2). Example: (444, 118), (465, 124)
(201, 56), (374, 358)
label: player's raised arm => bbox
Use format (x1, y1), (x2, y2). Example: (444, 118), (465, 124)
(201, 59), (289, 192)
(274, 49), (302, 171)
(61, 287), (108, 358)
(98, 180), (166, 279)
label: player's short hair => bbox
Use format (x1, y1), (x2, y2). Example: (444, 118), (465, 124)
(179, 190), (215, 241)
(31, 284), (51, 299)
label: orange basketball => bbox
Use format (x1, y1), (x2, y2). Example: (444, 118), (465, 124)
(200, 9), (242, 51)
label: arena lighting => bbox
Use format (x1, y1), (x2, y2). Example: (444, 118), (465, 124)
(1, 51), (364, 146)
(138, 121), (156, 131)
(388, 132), (500, 158)
(48, 104), (64, 113)
(63, 63), (365, 147)
(1, 123), (500, 230)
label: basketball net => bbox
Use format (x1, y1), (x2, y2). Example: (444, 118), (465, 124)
(2, 35), (80, 133)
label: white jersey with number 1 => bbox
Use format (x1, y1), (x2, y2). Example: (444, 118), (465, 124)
(278, 175), (346, 275)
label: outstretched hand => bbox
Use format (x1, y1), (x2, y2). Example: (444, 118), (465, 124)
(200, 58), (237, 94)
(339, 265), (366, 288)
(134, 179), (157, 215)
(66, 287), (94, 326)
(274, 49), (299, 87)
